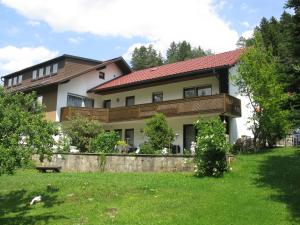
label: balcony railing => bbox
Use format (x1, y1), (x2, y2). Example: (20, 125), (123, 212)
(61, 94), (241, 123)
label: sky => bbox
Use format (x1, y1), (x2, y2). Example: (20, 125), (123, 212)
(0, 0), (287, 77)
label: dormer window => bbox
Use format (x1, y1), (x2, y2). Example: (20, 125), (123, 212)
(32, 70), (37, 80)
(8, 78), (12, 87)
(39, 68), (44, 78)
(45, 66), (51, 76)
(18, 75), (23, 84)
(13, 77), (18, 86)
(52, 63), (58, 74)
(99, 71), (105, 79)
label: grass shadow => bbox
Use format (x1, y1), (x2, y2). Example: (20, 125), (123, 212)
(0, 185), (67, 225)
(255, 148), (300, 223)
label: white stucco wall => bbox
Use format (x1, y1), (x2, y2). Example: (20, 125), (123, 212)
(101, 75), (220, 108)
(56, 63), (123, 121)
(103, 114), (218, 152)
(228, 66), (253, 143)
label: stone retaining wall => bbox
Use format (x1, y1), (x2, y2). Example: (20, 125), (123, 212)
(34, 153), (195, 172)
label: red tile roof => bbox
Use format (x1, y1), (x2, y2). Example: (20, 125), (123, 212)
(91, 48), (245, 92)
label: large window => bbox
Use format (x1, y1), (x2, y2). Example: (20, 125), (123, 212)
(152, 92), (163, 103)
(67, 94), (94, 108)
(52, 63), (58, 74)
(18, 75), (23, 84)
(8, 78), (12, 87)
(39, 68), (44, 78)
(13, 77), (18, 86)
(103, 100), (111, 108)
(184, 86), (212, 98)
(126, 96), (135, 106)
(32, 70), (37, 80)
(45, 66), (51, 76)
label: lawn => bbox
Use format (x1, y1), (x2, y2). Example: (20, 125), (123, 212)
(0, 148), (299, 225)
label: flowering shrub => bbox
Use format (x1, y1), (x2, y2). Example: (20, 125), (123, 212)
(90, 131), (119, 153)
(194, 117), (231, 177)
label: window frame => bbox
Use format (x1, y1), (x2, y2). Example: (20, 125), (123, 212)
(67, 93), (94, 108)
(45, 66), (51, 76)
(32, 70), (37, 80)
(152, 91), (163, 103)
(125, 96), (135, 107)
(8, 78), (12, 87)
(18, 75), (23, 84)
(13, 76), (18, 86)
(52, 63), (58, 74)
(183, 85), (212, 98)
(103, 99), (111, 108)
(38, 68), (44, 78)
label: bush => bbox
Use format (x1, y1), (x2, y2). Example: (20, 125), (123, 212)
(144, 113), (175, 151)
(0, 87), (64, 175)
(90, 131), (119, 153)
(139, 143), (156, 154)
(194, 117), (231, 177)
(62, 116), (102, 152)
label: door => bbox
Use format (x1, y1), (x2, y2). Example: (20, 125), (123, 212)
(125, 129), (134, 147)
(183, 124), (196, 152)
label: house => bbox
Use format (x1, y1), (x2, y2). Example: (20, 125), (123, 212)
(2, 49), (253, 153)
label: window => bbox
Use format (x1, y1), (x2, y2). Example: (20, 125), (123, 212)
(103, 100), (111, 108)
(126, 96), (135, 106)
(114, 129), (122, 140)
(52, 63), (58, 74)
(18, 75), (23, 84)
(99, 71), (105, 79)
(32, 70), (37, 80)
(45, 66), (51, 76)
(39, 68), (44, 78)
(37, 96), (43, 105)
(8, 78), (12, 87)
(197, 86), (212, 96)
(184, 86), (212, 98)
(152, 92), (163, 103)
(13, 77), (18, 86)
(67, 94), (94, 108)
(125, 129), (134, 147)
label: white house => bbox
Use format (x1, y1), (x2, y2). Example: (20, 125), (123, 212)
(2, 49), (253, 153)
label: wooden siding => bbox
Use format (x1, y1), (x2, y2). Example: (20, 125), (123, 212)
(61, 94), (241, 123)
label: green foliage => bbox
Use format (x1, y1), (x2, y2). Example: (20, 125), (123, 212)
(233, 33), (291, 148)
(166, 41), (212, 64)
(139, 142), (156, 154)
(0, 87), (62, 175)
(131, 45), (163, 70)
(62, 116), (102, 152)
(194, 117), (231, 177)
(144, 113), (175, 151)
(90, 131), (119, 153)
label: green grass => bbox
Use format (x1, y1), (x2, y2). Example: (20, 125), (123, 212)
(1, 148), (300, 225)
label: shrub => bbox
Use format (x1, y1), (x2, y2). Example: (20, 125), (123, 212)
(0, 87), (64, 175)
(144, 113), (175, 151)
(194, 117), (231, 177)
(116, 140), (129, 153)
(139, 143), (156, 154)
(62, 116), (102, 152)
(90, 131), (119, 153)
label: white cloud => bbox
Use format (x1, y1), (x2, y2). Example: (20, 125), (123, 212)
(241, 21), (250, 28)
(241, 30), (254, 39)
(68, 37), (83, 44)
(1, 0), (239, 54)
(26, 20), (40, 26)
(0, 46), (59, 76)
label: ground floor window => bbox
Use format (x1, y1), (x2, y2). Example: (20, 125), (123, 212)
(183, 124), (197, 152)
(67, 93), (94, 108)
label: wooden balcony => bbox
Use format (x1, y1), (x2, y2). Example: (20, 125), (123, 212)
(61, 94), (241, 123)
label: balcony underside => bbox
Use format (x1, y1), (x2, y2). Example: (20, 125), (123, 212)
(61, 94), (241, 123)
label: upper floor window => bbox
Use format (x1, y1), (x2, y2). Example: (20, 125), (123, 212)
(103, 99), (111, 108)
(32, 70), (37, 80)
(126, 96), (135, 106)
(18, 75), (23, 84)
(67, 93), (94, 108)
(184, 86), (212, 98)
(45, 66), (51, 76)
(152, 92), (163, 103)
(13, 77), (18, 86)
(52, 63), (58, 74)
(39, 68), (44, 78)
(8, 78), (12, 87)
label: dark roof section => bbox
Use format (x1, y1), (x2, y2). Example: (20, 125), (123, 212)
(89, 48), (245, 94)
(2, 54), (102, 79)
(8, 56), (131, 92)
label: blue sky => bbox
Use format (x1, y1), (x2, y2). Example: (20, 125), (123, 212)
(0, 0), (288, 77)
